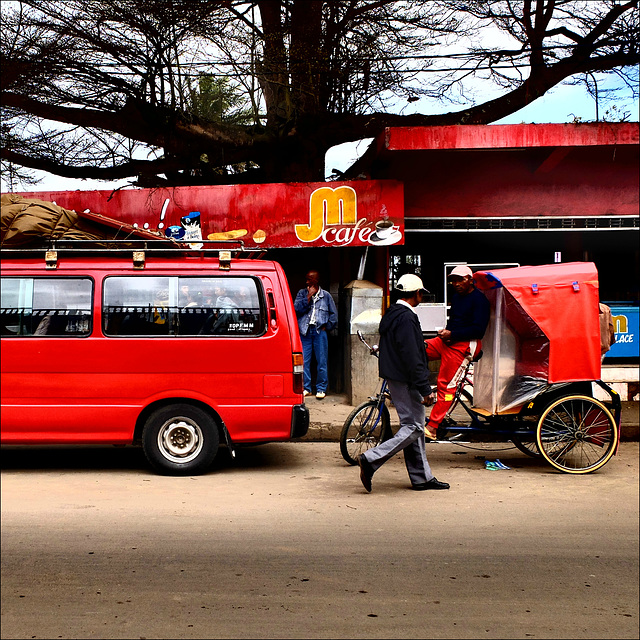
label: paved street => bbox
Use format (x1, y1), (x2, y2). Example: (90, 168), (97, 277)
(1, 441), (638, 639)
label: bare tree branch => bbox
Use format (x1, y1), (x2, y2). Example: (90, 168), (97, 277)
(1, 0), (637, 188)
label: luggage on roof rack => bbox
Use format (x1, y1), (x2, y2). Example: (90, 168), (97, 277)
(1, 239), (267, 270)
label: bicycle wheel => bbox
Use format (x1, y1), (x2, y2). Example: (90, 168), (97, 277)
(511, 436), (542, 458)
(340, 400), (391, 465)
(536, 395), (618, 474)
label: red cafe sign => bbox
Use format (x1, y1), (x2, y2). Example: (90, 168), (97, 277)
(16, 180), (404, 248)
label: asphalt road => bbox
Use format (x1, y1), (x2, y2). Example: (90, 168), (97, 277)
(1, 441), (638, 640)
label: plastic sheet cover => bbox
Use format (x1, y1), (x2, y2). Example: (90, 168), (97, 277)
(473, 287), (550, 413)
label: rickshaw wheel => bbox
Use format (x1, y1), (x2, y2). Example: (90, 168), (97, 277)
(536, 395), (618, 474)
(511, 436), (542, 458)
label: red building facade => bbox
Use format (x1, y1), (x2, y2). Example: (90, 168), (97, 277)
(11, 122), (639, 390)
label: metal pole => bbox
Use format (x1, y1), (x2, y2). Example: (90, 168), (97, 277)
(357, 246), (369, 280)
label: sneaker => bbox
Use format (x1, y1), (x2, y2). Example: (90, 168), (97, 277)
(303, 390), (310, 397)
(316, 391), (326, 399)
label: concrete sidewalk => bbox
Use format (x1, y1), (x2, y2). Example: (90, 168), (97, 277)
(302, 393), (639, 442)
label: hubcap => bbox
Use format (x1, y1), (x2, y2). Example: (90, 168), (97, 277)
(158, 418), (203, 462)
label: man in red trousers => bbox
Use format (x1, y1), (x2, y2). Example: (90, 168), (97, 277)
(424, 265), (490, 439)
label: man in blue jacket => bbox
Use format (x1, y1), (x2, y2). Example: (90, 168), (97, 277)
(294, 270), (338, 399)
(357, 274), (449, 493)
(424, 265), (490, 439)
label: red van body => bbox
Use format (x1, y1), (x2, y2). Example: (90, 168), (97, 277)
(0, 252), (309, 474)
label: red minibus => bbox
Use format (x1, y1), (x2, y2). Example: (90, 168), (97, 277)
(0, 248), (309, 475)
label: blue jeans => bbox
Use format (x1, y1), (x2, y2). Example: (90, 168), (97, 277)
(301, 325), (328, 393)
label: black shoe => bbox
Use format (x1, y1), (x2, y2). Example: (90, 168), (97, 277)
(436, 425), (450, 440)
(412, 478), (450, 491)
(357, 454), (373, 493)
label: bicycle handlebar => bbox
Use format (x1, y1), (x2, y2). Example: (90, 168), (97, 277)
(356, 329), (379, 356)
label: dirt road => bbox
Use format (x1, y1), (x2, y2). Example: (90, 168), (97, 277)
(2, 441), (638, 639)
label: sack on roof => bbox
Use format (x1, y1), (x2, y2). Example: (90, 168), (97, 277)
(1, 194), (106, 247)
(1, 194), (166, 248)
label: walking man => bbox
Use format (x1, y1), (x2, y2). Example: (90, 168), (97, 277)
(357, 274), (450, 492)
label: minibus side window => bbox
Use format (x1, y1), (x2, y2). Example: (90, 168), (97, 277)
(103, 276), (174, 336)
(178, 276), (265, 336)
(0, 277), (92, 337)
(102, 276), (265, 337)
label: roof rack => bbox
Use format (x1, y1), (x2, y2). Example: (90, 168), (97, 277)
(0, 238), (268, 270)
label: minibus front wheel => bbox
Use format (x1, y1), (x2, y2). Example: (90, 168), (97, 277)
(142, 404), (219, 475)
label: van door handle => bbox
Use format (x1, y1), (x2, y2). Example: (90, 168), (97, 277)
(267, 292), (277, 328)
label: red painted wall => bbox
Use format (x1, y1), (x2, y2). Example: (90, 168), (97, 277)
(370, 123), (639, 220)
(397, 145), (638, 219)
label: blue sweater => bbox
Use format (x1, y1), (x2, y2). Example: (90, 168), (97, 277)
(447, 288), (490, 343)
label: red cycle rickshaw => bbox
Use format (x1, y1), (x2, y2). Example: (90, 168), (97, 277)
(340, 262), (621, 474)
(437, 261), (621, 474)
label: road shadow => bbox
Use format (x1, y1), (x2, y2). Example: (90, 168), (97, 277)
(434, 443), (557, 474)
(0, 441), (312, 475)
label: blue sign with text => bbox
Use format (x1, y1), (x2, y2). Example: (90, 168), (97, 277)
(605, 305), (639, 359)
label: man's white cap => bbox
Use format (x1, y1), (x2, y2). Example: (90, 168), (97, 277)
(395, 274), (429, 293)
(449, 265), (473, 278)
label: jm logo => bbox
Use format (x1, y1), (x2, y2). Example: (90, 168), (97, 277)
(613, 315), (628, 333)
(295, 186), (357, 242)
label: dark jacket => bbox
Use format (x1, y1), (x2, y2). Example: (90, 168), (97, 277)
(447, 287), (490, 344)
(378, 302), (432, 396)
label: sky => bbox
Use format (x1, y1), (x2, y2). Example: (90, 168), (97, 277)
(3, 80), (638, 193)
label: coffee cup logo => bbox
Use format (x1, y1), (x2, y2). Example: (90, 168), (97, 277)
(375, 219), (395, 239)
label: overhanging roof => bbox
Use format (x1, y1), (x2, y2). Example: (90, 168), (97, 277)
(375, 122), (639, 153)
(347, 123), (639, 226)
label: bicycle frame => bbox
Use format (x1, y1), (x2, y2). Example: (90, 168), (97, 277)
(361, 378), (389, 436)
(438, 359), (536, 440)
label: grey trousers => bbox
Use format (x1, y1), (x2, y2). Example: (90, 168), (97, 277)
(362, 379), (434, 486)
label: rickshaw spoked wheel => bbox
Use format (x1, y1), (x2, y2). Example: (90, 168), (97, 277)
(511, 436), (542, 458)
(535, 395), (618, 474)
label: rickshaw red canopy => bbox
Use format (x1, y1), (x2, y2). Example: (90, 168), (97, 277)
(474, 262), (601, 384)
(421, 261), (619, 473)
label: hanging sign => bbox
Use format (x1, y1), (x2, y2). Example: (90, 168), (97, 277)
(15, 180), (404, 249)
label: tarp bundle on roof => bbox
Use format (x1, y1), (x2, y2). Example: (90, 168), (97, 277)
(1, 194), (165, 247)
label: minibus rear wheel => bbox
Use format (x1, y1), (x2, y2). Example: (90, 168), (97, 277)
(142, 404), (219, 475)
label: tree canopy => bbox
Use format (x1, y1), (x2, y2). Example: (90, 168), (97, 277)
(1, 0), (638, 188)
